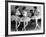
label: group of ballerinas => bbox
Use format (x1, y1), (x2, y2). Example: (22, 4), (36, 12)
(11, 6), (41, 31)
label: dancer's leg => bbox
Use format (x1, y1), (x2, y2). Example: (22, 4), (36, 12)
(35, 19), (40, 29)
(16, 21), (18, 31)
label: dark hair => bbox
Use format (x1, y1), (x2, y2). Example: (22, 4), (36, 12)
(30, 10), (34, 16)
(30, 10), (33, 12)
(34, 6), (37, 9)
(22, 6), (26, 10)
(15, 6), (19, 9)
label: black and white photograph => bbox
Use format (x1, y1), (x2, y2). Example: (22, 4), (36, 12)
(11, 6), (41, 31)
(7, 1), (45, 35)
